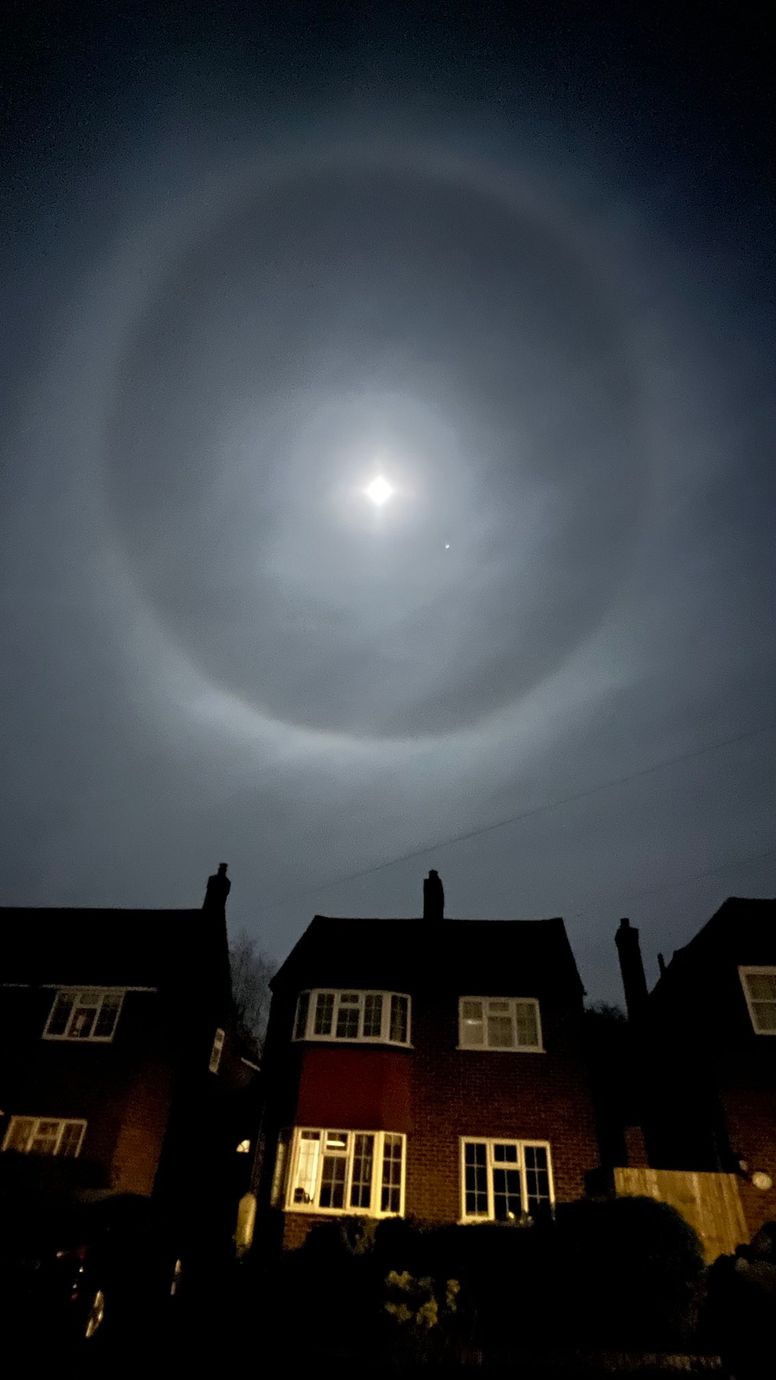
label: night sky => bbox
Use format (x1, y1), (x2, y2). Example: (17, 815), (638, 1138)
(2, 3), (774, 1003)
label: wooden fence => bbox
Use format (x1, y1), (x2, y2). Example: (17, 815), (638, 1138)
(614, 1167), (748, 1262)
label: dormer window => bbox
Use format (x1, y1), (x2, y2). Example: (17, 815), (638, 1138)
(458, 997), (542, 1051)
(293, 990), (411, 1046)
(739, 967), (776, 1034)
(43, 989), (124, 1043)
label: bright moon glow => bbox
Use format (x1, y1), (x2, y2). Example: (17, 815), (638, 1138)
(364, 475), (394, 506)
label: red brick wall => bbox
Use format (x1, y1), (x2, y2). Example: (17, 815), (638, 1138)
(721, 1083), (776, 1237)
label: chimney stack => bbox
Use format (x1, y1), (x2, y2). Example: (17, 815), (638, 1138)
(615, 916), (648, 1022)
(203, 862), (231, 913)
(423, 869), (444, 921)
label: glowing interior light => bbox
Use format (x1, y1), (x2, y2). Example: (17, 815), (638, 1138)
(364, 475), (393, 506)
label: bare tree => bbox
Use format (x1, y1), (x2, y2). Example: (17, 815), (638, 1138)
(229, 932), (275, 1057)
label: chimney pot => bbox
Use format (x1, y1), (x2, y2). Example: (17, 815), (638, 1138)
(657, 952), (666, 976)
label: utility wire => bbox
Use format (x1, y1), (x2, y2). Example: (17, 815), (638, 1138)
(265, 721), (776, 910)
(572, 843), (776, 916)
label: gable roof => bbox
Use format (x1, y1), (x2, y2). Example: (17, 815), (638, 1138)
(0, 906), (228, 995)
(650, 896), (776, 997)
(272, 914), (584, 1000)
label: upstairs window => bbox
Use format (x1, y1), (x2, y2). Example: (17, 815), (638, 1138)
(461, 1138), (553, 1222)
(209, 1027), (225, 1073)
(285, 1127), (405, 1216)
(2, 1116), (86, 1158)
(44, 989), (124, 1043)
(740, 967), (776, 1034)
(459, 997), (542, 1051)
(293, 991), (411, 1046)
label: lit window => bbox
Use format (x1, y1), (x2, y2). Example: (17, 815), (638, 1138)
(209, 1027), (225, 1073)
(461, 1138), (553, 1222)
(2, 1116), (86, 1158)
(740, 967), (776, 1034)
(44, 990), (124, 1043)
(459, 997), (542, 1051)
(284, 1128), (405, 1216)
(293, 991), (411, 1046)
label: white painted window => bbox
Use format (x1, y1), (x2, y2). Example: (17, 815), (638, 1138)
(2, 1116), (86, 1158)
(293, 991), (411, 1046)
(739, 967), (776, 1034)
(285, 1128), (406, 1216)
(461, 1138), (553, 1222)
(209, 1027), (225, 1073)
(458, 997), (542, 1051)
(44, 989), (124, 1042)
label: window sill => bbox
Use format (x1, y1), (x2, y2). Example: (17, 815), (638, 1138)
(292, 1038), (414, 1050)
(455, 1045), (545, 1054)
(284, 1204), (403, 1218)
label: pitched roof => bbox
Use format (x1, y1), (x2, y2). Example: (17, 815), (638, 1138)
(650, 896), (776, 996)
(272, 914), (584, 1000)
(0, 906), (226, 992)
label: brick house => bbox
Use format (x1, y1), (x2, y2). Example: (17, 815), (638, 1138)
(0, 864), (256, 1248)
(614, 897), (776, 1243)
(259, 872), (600, 1250)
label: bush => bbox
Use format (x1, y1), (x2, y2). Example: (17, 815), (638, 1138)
(258, 1198), (704, 1362)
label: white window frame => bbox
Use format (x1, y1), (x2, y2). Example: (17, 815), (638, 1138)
(43, 988), (125, 1043)
(459, 1137), (554, 1223)
(2, 1116), (87, 1158)
(284, 1127), (406, 1217)
(293, 990), (411, 1046)
(739, 966), (776, 1035)
(458, 996), (543, 1052)
(209, 1027), (225, 1073)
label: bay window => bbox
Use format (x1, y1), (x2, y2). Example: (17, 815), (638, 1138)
(285, 1128), (406, 1216)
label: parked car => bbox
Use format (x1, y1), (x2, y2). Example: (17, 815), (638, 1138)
(0, 1184), (184, 1344)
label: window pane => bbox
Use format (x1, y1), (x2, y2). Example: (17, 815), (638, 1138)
(747, 974), (776, 1001)
(46, 992), (74, 1037)
(94, 994), (122, 1039)
(461, 1001), (484, 1046)
(464, 1142), (489, 1216)
(292, 1132), (320, 1205)
(5, 1118), (34, 1152)
(492, 1166), (523, 1221)
(381, 1134), (403, 1213)
(313, 993), (334, 1036)
(515, 1002), (540, 1047)
(492, 1142), (520, 1163)
(390, 994), (409, 1044)
(59, 1123), (84, 1158)
(30, 1121), (62, 1155)
(752, 1001), (776, 1032)
(363, 995), (383, 1039)
(524, 1145), (552, 1213)
(350, 1134), (375, 1209)
(294, 992), (310, 1039)
(71, 1002), (97, 1039)
(319, 1154), (347, 1208)
(336, 1000), (360, 1039)
(487, 1015), (514, 1048)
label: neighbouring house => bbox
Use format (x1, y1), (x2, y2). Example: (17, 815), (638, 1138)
(0, 864), (258, 1254)
(612, 898), (776, 1254)
(258, 871), (600, 1250)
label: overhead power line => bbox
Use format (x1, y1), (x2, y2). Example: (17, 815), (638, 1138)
(266, 721), (776, 910)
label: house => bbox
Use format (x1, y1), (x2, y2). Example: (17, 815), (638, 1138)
(613, 898), (776, 1249)
(258, 872), (600, 1250)
(0, 864), (256, 1253)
